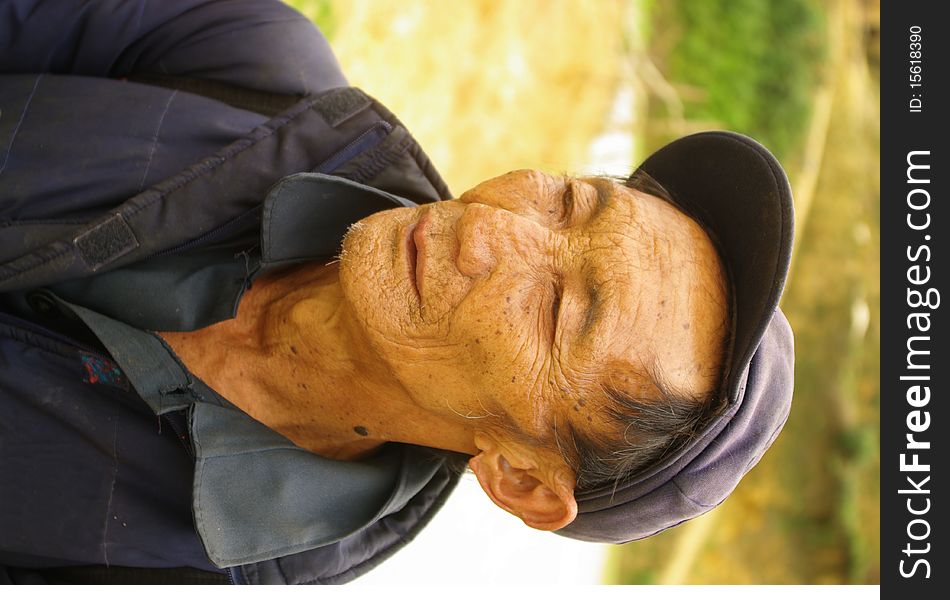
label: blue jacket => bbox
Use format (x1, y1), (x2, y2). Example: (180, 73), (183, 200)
(0, 0), (459, 584)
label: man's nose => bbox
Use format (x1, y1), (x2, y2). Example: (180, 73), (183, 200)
(455, 202), (552, 279)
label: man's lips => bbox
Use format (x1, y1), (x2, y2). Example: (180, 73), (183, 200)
(406, 210), (431, 300)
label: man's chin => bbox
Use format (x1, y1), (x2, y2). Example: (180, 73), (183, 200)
(339, 211), (417, 344)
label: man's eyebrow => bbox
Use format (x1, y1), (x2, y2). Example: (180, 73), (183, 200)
(583, 177), (615, 220)
(581, 271), (602, 341)
(567, 178), (613, 345)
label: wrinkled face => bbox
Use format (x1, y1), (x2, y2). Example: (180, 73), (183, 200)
(339, 170), (729, 443)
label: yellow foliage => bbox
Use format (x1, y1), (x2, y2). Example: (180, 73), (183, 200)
(327, 0), (623, 192)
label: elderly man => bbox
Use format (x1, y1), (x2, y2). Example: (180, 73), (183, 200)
(0, 0), (794, 584)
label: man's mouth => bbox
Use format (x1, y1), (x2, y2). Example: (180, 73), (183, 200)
(406, 211), (431, 300)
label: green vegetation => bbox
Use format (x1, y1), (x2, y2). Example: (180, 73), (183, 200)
(289, 0), (336, 40)
(650, 0), (826, 161)
(611, 0), (880, 583)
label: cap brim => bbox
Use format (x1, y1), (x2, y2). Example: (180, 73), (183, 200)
(638, 131), (794, 403)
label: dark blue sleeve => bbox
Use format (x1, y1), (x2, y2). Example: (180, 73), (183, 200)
(0, 0), (346, 94)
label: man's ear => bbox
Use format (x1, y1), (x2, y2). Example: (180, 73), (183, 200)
(468, 433), (577, 531)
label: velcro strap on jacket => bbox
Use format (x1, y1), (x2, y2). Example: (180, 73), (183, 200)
(0, 87), (378, 292)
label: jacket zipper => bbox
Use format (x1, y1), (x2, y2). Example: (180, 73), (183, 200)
(227, 566), (245, 584)
(0, 310), (109, 357)
(149, 206), (263, 259)
(314, 121), (392, 174)
(161, 411), (194, 458)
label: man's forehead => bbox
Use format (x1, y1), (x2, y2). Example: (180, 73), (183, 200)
(568, 179), (729, 400)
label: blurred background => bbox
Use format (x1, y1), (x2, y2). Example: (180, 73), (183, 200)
(288, 0), (880, 584)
